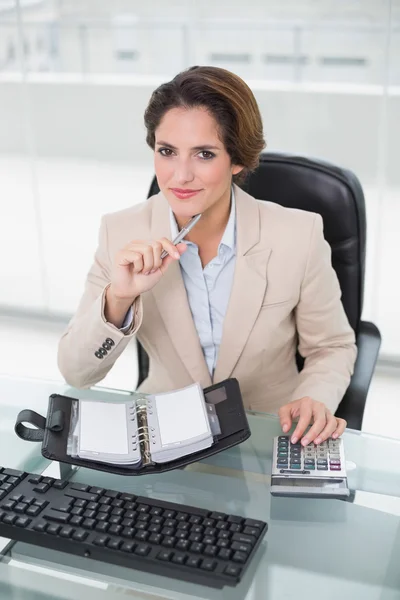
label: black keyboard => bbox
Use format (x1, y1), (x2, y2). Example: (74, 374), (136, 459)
(0, 467), (267, 588)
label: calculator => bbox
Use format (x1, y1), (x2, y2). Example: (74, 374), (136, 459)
(270, 435), (350, 499)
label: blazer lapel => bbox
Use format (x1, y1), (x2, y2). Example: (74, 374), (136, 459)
(149, 192), (212, 388)
(213, 185), (271, 384)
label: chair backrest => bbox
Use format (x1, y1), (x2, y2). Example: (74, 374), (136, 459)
(147, 151), (366, 334)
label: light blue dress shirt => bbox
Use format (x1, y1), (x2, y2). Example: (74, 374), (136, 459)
(121, 189), (237, 377)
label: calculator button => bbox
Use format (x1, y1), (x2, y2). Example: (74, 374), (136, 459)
(289, 464), (301, 469)
(278, 436), (289, 441)
(330, 459), (341, 465)
(330, 465), (341, 470)
(317, 459), (328, 465)
(304, 459), (315, 465)
(291, 458), (301, 464)
(317, 465), (328, 470)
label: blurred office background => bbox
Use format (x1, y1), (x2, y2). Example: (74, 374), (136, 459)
(0, 0), (399, 436)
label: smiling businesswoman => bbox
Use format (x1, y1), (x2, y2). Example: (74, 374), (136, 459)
(58, 66), (357, 447)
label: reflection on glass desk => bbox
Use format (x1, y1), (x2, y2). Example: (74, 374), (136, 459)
(0, 375), (400, 600)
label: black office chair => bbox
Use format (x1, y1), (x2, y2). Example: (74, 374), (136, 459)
(138, 152), (381, 430)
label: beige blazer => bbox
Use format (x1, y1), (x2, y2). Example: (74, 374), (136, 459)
(58, 184), (357, 415)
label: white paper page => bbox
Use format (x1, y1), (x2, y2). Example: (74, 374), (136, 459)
(155, 386), (210, 447)
(79, 401), (128, 455)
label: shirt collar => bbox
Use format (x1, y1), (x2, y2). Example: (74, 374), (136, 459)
(169, 187), (236, 251)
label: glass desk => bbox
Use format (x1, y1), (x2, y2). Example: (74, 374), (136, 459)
(0, 375), (400, 599)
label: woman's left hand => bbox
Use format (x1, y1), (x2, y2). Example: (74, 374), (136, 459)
(278, 396), (347, 446)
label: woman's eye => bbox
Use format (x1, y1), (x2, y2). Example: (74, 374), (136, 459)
(158, 148), (174, 157)
(199, 151), (215, 160)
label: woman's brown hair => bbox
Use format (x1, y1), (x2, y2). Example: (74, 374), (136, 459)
(144, 65), (266, 185)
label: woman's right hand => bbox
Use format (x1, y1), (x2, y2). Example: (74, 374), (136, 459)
(108, 237), (187, 302)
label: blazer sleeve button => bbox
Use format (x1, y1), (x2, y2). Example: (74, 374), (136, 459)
(105, 338), (115, 346)
(102, 342), (111, 351)
(95, 351), (103, 359)
(98, 347), (107, 356)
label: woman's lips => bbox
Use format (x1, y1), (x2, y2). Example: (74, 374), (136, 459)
(170, 188), (202, 200)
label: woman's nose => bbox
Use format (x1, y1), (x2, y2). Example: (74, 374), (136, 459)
(175, 160), (194, 184)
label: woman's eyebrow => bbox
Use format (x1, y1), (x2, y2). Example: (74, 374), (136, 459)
(156, 141), (220, 151)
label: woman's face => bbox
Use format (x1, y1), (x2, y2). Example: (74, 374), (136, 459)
(154, 106), (242, 220)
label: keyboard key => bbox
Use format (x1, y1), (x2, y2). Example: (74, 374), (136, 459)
(33, 521), (47, 532)
(14, 503), (28, 514)
(53, 480), (68, 490)
(232, 533), (257, 547)
(218, 548), (232, 561)
(204, 544), (218, 557)
(186, 556), (201, 568)
(59, 526), (74, 538)
(122, 527), (135, 539)
(70, 516), (83, 526)
(72, 529), (88, 541)
(33, 483), (49, 494)
(89, 487), (105, 496)
(82, 518), (96, 530)
(149, 533), (162, 545)
(26, 505), (41, 517)
(134, 544), (151, 557)
(157, 549), (173, 561)
(15, 517), (31, 528)
(71, 483), (89, 492)
(3, 469), (25, 479)
(93, 535), (109, 547)
(95, 522), (109, 533)
(107, 539), (121, 550)
(28, 476), (42, 484)
(161, 536), (176, 548)
(232, 551), (247, 564)
(43, 510), (70, 524)
(104, 490), (119, 499)
(172, 552), (187, 565)
(227, 515), (243, 525)
(163, 510), (176, 519)
(231, 541), (251, 554)
(200, 558), (217, 571)
(3, 514), (17, 525)
(2, 500), (16, 511)
(47, 524), (61, 535)
(224, 563), (242, 578)
(121, 541), (136, 553)
(175, 539), (189, 551)
(190, 542), (204, 554)
(108, 524), (122, 535)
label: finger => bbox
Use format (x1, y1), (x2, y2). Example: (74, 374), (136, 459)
(159, 237), (181, 260)
(159, 243), (187, 274)
(309, 411), (336, 446)
(332, 418), (347, 439)
(278, 404), (294, 433)
(149, 241), (163, 272)
(291, 399), (313, 443)
(139, 245), (155, 274)
(118, 250), (143, 273)
(300, 403), (327, 445)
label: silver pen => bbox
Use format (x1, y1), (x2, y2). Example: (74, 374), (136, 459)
(160, 214), (202, 259)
